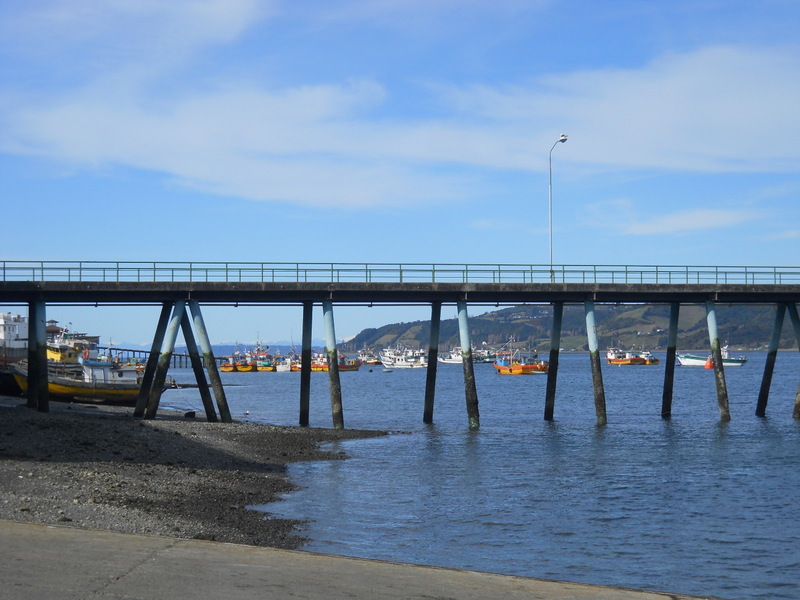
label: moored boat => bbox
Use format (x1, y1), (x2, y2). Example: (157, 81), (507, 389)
(606, 347), (660, 365)
(357, 350), (382, 365)
(677, 345), (747, 367)
(309, 353), (363, 372)
(493, 350), (549, 375)
(379, 346), (428, 369)
(437, 347), (464, 364)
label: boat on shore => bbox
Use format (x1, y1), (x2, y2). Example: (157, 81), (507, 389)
(606, 347), (660, 366)
(677, 345), (748, 367)
(10, 358), (142, 404)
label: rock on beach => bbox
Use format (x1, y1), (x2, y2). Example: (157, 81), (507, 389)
(0, 398), (384, 548)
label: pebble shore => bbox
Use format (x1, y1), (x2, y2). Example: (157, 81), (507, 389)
(0, 398), (384, 548)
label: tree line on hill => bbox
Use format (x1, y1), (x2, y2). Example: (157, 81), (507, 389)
(339, 304), (796, 353)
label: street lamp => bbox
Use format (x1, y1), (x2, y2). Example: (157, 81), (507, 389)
(548, 133), (568, 282)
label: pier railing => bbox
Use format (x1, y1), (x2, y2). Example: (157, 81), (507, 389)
(2, 261), (800, 285)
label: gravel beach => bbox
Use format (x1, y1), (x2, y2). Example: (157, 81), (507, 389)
(0, 397), (384, 549)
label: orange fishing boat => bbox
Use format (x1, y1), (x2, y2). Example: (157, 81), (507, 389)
(493, 350), (549, 375)
(606, 348), (660, 366)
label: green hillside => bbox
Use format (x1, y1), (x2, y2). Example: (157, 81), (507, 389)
(341, 304), (795, 353)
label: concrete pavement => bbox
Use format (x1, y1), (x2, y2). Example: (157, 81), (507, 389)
(1, 520), (722, 600)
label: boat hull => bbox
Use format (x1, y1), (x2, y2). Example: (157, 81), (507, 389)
(12, 372), (140, 404)
(677, 354), (747, 367)
(493, 361), (549, 375)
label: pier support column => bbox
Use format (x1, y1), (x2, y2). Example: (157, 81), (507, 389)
(135, 303), (172, 417)
(705, 301), (731, 421)
(544, 302), (563, 421)
(785, 304), (800, 419)
(457, 301), (479, 430)
(299, 302), (313, 427)
(145, 300), (185, 419)
(180, 311), (218, 422)
(323, 301), (344, 429)
(188, 300), (231, 423)
(585, 300), (607, 426)
(756, 303), (786, 417)
(26, 300), (48, 412)
(424, 302), (442, 424)
(661, 302), (680, 419)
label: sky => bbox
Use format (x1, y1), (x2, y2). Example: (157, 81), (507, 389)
(2, 0), (799, 347)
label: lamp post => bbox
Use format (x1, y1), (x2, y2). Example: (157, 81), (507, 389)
(548, 133), (568, 283)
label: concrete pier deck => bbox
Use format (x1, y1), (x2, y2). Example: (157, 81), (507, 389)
(1, 520), (722, 599)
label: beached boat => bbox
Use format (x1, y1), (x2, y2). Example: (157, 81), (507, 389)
(11, 358), (142, 404)
(606, 348), (660, 365)
(677, 345), (748, 367)
(379, 346), (428, 369)
(493, 350), (549, 375)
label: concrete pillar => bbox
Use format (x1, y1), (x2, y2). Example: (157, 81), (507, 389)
(26, 301), (48, 411)
(585, 300), (607, 426)
(785, 304), (800, 419)
(705, 300), (731, 421)
(424, 302), (442, 424)
(299, 302), (313, 427)
(756, 303), (786, 417)
(457, 301), (479, 430)
(544, 302), (563, 421)
(180, 311), (218, 422)
(134, 303), (172, 417)
(145, 300), (185, 419)
(188, 300), (231, 423)
(661, 302), (680, 419)
(323, 300), (344, 429)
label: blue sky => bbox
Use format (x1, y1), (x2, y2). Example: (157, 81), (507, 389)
(2, 0), (799, 346)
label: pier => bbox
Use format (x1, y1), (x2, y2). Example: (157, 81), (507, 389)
(3, 260), (800, 427)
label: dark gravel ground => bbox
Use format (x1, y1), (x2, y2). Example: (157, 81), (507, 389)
(0, 398), (384, 548)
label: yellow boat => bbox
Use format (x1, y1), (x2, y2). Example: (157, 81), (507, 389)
(11, 360), (141, 404)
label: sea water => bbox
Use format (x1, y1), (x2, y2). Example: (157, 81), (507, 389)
(162, 353), (800, 600)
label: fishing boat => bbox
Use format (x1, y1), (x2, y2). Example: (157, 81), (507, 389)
(11, 358), (142, 404)
(309, 353), (363, 372)
(357, 350), (382, 365)
(677, 345), (748, 367)
(379, 346), (428, 369)
(493, 350), (549, 375)
(606, 348), (660, 366)
(437, 347), (464, 364)
(274, 355), (294, 372)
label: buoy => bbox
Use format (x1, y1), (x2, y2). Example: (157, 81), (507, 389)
(704, 357), (714, 369)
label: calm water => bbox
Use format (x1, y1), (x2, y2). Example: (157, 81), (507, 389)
(163, 353), (800, 600)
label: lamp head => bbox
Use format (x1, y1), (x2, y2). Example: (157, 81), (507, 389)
(558, 134), (568, 143)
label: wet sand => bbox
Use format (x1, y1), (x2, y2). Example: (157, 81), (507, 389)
(0, 397), (384, 548)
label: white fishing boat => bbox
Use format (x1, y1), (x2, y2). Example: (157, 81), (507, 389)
(437, 347), (463, 364)
(677, 345), (748, 367)
(379, 346), (428, 369)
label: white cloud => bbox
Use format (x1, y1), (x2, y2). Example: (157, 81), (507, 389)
(1, 2), (799, 208)
(619, 208), (757, 236)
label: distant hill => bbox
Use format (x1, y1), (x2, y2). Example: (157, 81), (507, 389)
(339, 304), (795, 353)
